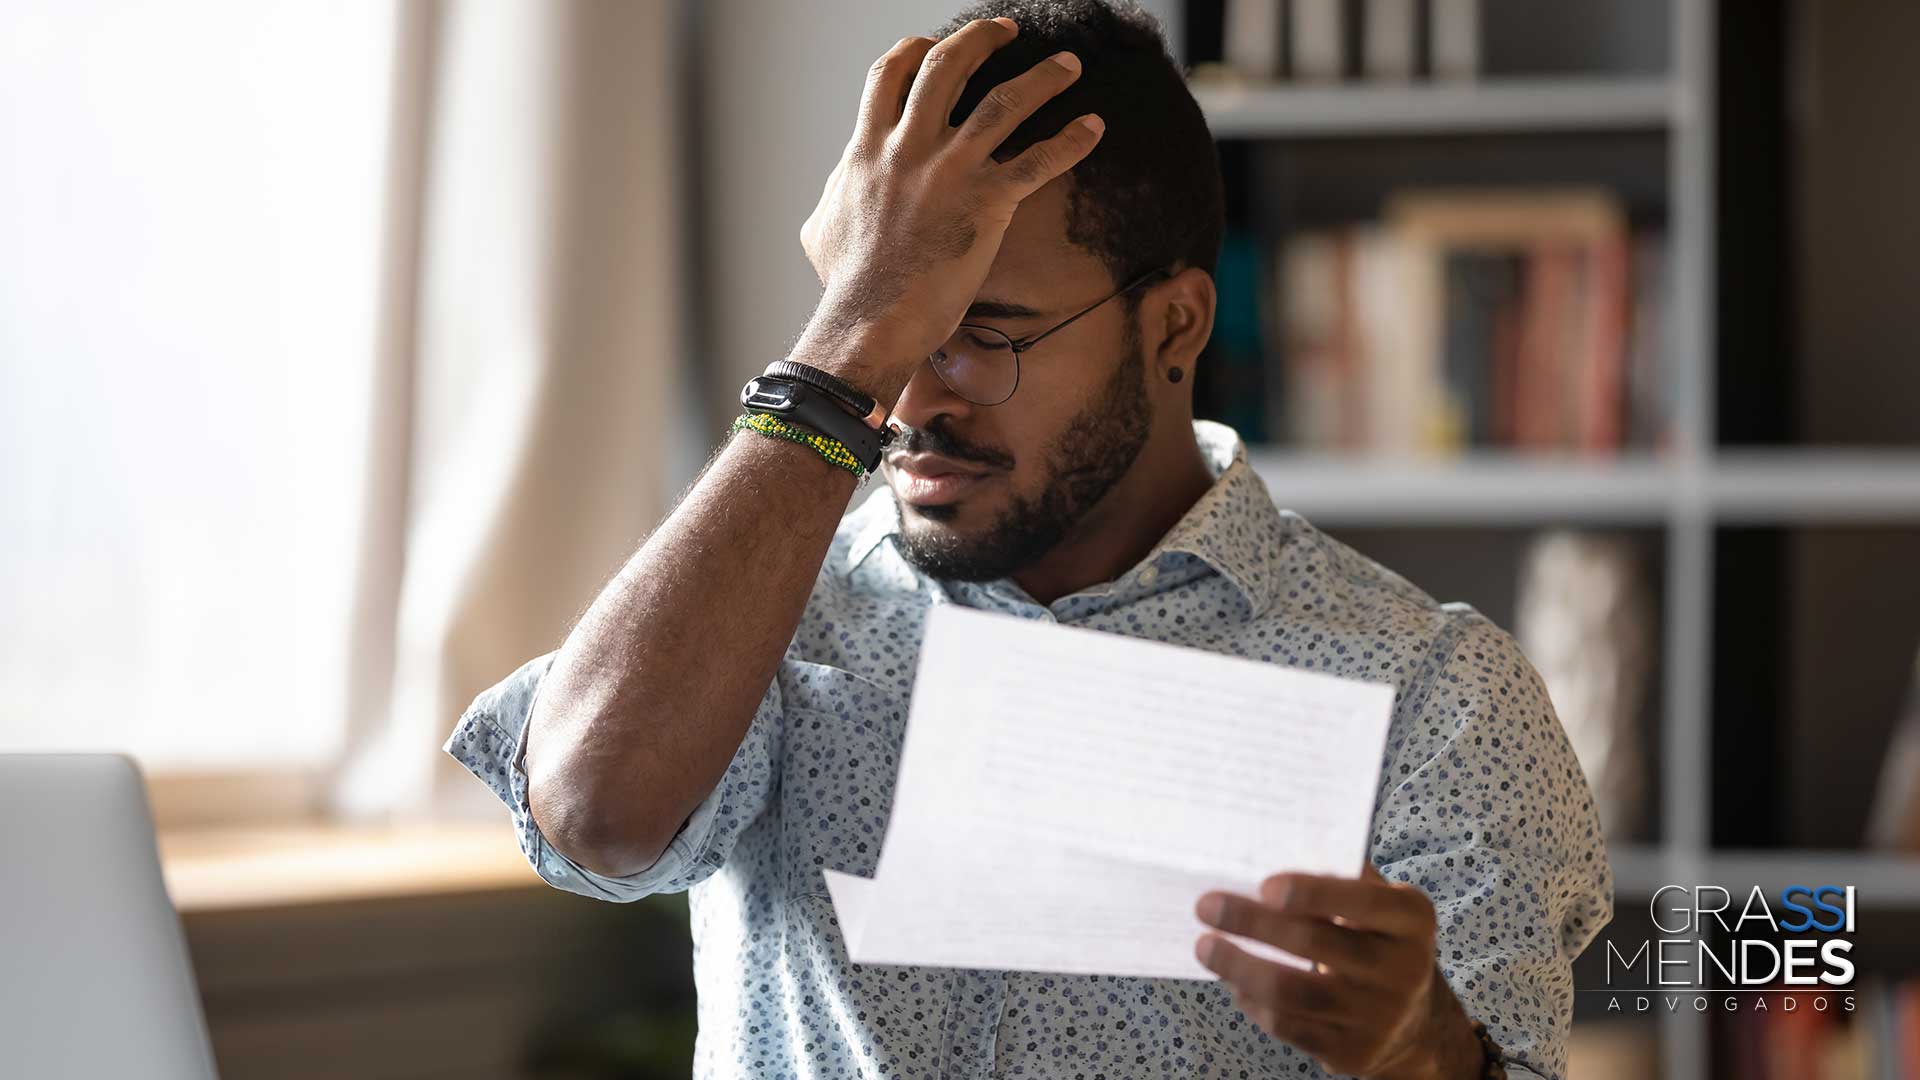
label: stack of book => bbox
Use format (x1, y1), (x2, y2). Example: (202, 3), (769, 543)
(1208, 189), (1672, 456)
(1720, 980), (1920, 1079)
(1190, 0), (1483, 84)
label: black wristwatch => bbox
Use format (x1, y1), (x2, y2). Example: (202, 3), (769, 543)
(739, 373), (893, 473)
(762, 359), (893, 433)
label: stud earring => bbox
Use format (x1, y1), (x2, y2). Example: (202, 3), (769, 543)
(1167, 367), (1184, 383)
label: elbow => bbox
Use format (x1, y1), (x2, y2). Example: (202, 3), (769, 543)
(527, 760), (675, 880)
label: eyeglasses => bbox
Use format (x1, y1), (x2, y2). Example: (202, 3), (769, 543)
(928, 267), (1171, 406)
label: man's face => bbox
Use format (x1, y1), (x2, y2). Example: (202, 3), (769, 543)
(881, 176), (1153, 582)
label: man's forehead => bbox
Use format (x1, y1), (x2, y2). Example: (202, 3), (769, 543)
(976, 175), (1109, 312)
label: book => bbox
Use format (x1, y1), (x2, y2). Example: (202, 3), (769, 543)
(1222, 0), (1284, 81)
(1441, 251), (1522, 445)
(1289, 0), (1346, 82)
(1362, 0), (1417, 80)
(1198, 229), (1272, 441)
(1625, 233), (1673, 450)
(1429, 0), (1481, 80)
(1277, 230), (1348, 447)
(1579, 234), (1630, 451)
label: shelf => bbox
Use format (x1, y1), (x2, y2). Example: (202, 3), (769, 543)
(1248, 451), (1673, 524)
(1709, 449), (1920, 523)
(1707, 850), (1920, 906)
(1609, 845), (1920, 906)
(1245, 449), (1920, 525)
(1194, 77), (1679, 139)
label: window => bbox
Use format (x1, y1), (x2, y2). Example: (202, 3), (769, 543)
(0, 2), (397, 770)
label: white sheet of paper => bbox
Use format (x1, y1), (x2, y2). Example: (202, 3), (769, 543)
(824, 604), (1397, 981)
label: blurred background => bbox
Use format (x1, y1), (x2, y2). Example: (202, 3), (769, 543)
(1, 1), (1916, 1077)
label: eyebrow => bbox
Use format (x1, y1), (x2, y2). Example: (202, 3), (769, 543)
(963, 297), (1047, 321)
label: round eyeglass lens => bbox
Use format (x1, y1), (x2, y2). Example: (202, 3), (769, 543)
(930, 324), (1019, 405)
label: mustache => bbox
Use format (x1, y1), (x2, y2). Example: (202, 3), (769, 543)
(893, 421), (1014, 471)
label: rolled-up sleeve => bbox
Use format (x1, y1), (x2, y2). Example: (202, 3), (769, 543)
(1370, 613), (1614, 1080)
(444, 651), (786, 903)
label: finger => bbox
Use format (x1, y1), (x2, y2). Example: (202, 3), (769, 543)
(900, 17), (1018, 135)
(858, 35), (938, 141)
(954, 50), (1082, 149)
(1259, 872), (1432, 937)
(1196, 933), (1346, 1019)
(995, 113), (1104, 199)
(1196, 892), (1378, 970)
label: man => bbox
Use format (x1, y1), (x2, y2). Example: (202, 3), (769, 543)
(446, 3), (1613, 1077)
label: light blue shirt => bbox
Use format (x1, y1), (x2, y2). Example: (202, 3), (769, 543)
(446, 419), (1613, 1079)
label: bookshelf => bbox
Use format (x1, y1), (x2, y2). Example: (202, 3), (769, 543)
(1179, 1), (1920, 1075)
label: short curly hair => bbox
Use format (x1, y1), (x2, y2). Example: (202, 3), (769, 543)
(935, 0), (1225, 290)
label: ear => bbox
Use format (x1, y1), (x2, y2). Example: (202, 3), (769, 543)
(1143, 265), (1215, 385)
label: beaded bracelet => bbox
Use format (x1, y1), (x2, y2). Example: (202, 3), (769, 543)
(731, 411), (865, 479)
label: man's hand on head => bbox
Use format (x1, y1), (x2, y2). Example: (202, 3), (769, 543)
(794, 17), (1106, 404)
(1195, 862), (1489, 1080)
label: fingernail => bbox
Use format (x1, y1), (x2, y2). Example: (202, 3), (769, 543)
(1053, 51), (1081, 74)
(993, 17), (1017, 31)
(1080, 114), (1105, 135)
(1261, 877), (1291, 907)
(1197, 893), (1226, 924)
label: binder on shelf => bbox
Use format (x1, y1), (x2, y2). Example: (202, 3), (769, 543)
(1222, 0), (1284, 82)
(1288, 0), (1346, 83)
(1361, 0), (1417, 80)
(1429, 0), (1481, 81)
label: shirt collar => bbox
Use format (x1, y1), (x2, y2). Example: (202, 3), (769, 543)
(847, 420), (1292, 618)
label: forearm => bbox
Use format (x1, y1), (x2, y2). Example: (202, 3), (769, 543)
(523, 11), (1105, 880)
(526, 367), (872, 877)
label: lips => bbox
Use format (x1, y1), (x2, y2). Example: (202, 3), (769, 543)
(886, 452), (994, 507)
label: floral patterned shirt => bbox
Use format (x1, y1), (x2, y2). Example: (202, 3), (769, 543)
(446, 419), (1613, 1079)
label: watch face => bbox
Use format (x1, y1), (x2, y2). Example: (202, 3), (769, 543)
(741, 377), (799, 412)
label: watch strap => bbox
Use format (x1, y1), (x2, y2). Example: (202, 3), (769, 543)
(762, 360), (887, 430)
(740, 374), (887, 473)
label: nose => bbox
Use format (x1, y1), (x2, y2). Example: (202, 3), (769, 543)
(888, 354), (977, 433)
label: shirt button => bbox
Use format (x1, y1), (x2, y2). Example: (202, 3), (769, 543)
(1138, 565), (1159, 586)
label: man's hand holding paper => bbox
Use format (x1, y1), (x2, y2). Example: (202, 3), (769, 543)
(822, 604), (1394, 977)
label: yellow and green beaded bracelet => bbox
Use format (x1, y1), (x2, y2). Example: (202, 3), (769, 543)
(731, 412), (865, 479)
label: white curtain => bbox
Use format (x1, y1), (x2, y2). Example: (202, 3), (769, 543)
(0, 1), (395, 772)
(330, 0), (688, 819)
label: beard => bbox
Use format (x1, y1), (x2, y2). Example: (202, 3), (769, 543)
(893, 324), (1153, 583)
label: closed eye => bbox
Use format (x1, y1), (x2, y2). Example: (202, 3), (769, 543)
(955, 327), (1014, 352)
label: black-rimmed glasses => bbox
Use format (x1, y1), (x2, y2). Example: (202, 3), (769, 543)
(928, 267), (1171, 406)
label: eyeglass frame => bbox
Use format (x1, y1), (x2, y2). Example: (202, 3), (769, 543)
(930, 265), (1174, 405)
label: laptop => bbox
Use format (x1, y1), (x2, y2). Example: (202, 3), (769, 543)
(0, 753), (218, 1079)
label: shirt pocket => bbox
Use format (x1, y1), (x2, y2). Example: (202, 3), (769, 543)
(776, 661), (909, 898)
